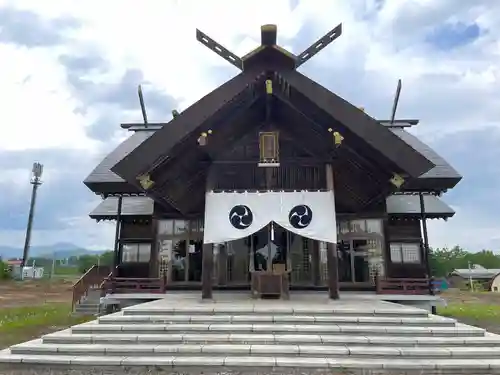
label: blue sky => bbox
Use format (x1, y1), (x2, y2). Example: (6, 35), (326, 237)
(0, 0), (498, 252)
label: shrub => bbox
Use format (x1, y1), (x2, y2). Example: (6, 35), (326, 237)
(0, 260), (11, 280)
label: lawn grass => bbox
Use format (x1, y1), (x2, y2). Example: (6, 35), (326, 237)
(0, 303), (92, 348)
(438, 302), (500, 322)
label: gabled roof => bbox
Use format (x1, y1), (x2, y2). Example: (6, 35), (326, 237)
(451, 268), (500, 279)
(390, 128), (461, 191)
(86, 120), (460, 199)
(111, 72), (261, 185)
(275, 70), (434, 178)
(84, 130), (155, 194)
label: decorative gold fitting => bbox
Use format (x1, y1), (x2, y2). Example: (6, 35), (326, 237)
(328, 128), (344, 147)
(265, 79), (273, 94)
(390, 173), (405, 189)
(197, 129), (212, 146)
(137, 174), (154, 190)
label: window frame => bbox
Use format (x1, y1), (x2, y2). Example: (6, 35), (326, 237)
(121, 243), (152, 263)
(389, 242), (422, 264)
(157, 219), (189, 236)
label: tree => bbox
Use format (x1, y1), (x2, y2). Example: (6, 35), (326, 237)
(0, 260), (10, 280)
(429, 246), (500, 277)
(77, 251), (114, 274)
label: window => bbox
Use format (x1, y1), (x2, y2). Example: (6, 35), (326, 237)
(389, 242), (421, 264)
(365, 219), (382, 234)
(191, 219), (204, 233)
(158, 220), (188, 236)
(337, 219), (383, 235)
(121, 243), (151, 263)
(259, 131), (279, 162)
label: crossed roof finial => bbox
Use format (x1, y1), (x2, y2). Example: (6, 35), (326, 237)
(196, 23), (342, 71)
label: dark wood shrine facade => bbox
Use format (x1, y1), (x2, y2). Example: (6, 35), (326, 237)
(84, 24), (461, 298)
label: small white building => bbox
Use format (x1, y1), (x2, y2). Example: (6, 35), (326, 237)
(21, 266), (44, 279)
(489, 272), (500, 292)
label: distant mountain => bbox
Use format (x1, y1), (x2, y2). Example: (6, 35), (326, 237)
(0, 242), (107, 260)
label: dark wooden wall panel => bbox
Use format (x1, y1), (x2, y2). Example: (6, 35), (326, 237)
(385, 219), (426, 278)
(120, 222), (154, 239)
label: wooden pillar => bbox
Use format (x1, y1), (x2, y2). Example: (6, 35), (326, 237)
(325, 164), (339, 299)
(202, 243), (214, 299)
(112, 196), (123, 277)
(311, 240), (321, 286)
(202, 167), (215, 299)
(149, 218), (159, 278)
(419, 193), (434, 295)
(218, 244), (228, 285)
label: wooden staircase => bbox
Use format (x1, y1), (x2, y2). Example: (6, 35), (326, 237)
(71, 265), (110, 315)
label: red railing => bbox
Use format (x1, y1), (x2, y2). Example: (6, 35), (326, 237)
(376, 277), (431, 295)
(101, 277), (165, 295)
(72, 265), (111, 310)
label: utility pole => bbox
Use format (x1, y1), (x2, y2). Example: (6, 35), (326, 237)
(468, 261), (474, 292)
(21, 162), (43, 269)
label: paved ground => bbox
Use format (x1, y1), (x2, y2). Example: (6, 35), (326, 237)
(123, 291), (424, 312)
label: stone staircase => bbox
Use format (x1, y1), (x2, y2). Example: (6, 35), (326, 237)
(2, 297), (500, 374)
(72, 287), (101, 316)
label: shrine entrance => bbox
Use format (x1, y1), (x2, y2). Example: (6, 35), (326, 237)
(216, 223), (320, 289)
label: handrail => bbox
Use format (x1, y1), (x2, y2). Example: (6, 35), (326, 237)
(101, 277), (165, 295)
(376, 277), (431, 295)
(71, 264), (111, 310)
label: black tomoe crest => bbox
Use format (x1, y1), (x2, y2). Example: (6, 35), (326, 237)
(288, 205), (313, 229)
(229, 205), (253, 229)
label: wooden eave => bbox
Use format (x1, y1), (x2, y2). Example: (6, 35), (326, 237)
(84, 181), (142, 196)
(275, 70), (436, 178)
(272, 96), (402, 211)
(111, 71), (265, 187)
(137, 96), (267, 215)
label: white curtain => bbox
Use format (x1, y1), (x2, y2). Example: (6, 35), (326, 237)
(203, 191), (337, 244)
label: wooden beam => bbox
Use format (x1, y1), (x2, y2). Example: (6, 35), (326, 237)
(296, 23), (342, 68)
(151, 95), (263, 186)
(209, 158), (332, 166)
(275, 70), (434, 177)
(112, 72), (262, 183)
(275, 92), (393, 184)
(196, 29), (243, 71)
(274, 98), (333, 159)
(326, 164), (339, 299)
(149, 99), (265, 213)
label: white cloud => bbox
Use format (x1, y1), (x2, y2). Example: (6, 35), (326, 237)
(0, 44), (99, 151)
(0, 0), (499, 251)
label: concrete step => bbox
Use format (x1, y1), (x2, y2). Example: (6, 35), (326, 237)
(73, 311), (99, 317)
(0, 352), (497, 373)
(122, 305), (430, 317)
(43, 330), (500, 346)
(75, 302), (100, 310)
(98, 313), (456, 326)
(11, 340), (500, 359)
(73, 307), (100, 313)
(77, 301), (100, 306)
(75, 303), (100, 308)
(71, 321), (486, 337)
